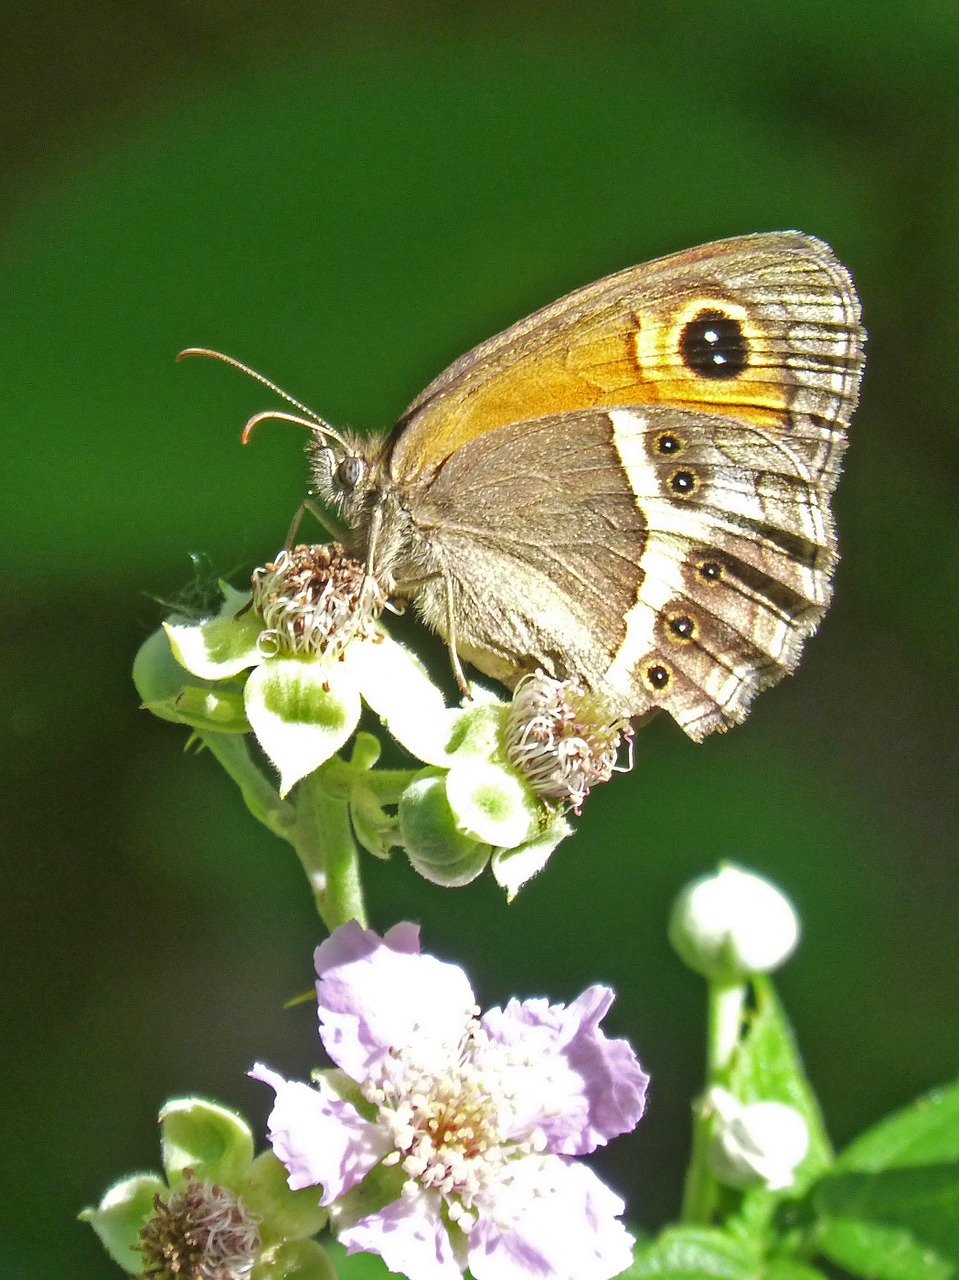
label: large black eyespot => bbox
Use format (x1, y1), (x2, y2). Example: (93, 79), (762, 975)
(334, 456), (364, 492)
(680, 309), (748, 379)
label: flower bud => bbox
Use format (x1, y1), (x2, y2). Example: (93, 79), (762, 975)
(705, 1087), (809, 1191)
(668, 864), (800, 980)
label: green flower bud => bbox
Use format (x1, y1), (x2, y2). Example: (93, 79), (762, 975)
(398, 770), (492, 886)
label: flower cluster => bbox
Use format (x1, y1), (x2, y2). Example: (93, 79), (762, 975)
(254, 921), (649, 1280)
(134, 544), (633, 896)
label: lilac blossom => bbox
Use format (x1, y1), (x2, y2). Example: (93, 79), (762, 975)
(252, 922), (648, 1280)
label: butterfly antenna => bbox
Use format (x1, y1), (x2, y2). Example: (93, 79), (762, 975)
(177, 346), (348, 449)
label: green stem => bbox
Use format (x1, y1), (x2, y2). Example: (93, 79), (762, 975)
(199, 732), (296, 842)
(680, 979), (747, 1224)
(201, 733), (368, 933)
(293, 766), (368, 931)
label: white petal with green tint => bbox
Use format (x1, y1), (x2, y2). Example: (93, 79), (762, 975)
(165, 586), (263, 680)
(445, 759), (539, 849)
(347, 632), (456, 765)
(492, 813), (572, 899)
(245, 656), (361, 796)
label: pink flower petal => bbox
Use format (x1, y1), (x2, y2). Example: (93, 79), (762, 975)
(314, 925), (477, 1081)
(339, 1190), (462, 1280)
(250, 1063), (389, 1205)
(480, 986), (648, 1155)
(468, 1157), (634, 1280)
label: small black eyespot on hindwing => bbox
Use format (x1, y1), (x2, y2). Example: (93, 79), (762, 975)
(644, 662), (672, 692)
(669, 469), (698, 497)
(697, 559), (723, 584)
(667, 613), (697, 643)
(655, 431), (685, 456)
(680, 309), (748, 380)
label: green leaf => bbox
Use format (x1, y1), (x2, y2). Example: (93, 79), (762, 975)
(811, 1080), (959, 1280)
(627, 1225), (758, 1278)
(730, 976), (833, 1185)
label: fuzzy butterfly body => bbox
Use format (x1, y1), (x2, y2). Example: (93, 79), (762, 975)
(305, 231), (864, 739)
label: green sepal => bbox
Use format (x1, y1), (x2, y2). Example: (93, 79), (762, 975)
(159, 1096), (255, 1187)
(133, 626), (251, 733)
(79, 1171), (166, 1272)
(244, 655), (361, 797)
(349, 782), (400, 858)
(398, 769), (492, 886)
(241, 1151), (329, 1245)
(252, 1238), (340, 1280)
(164, 584), (264, 679)
(491, 811), (573, 899)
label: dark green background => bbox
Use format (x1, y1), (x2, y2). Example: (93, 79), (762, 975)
(2, 4), (957, 1277)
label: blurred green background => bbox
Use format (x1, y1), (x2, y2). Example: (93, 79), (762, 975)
(2, 3), (958, 1277)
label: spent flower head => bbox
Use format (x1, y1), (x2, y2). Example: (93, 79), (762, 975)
(80, 1098), (330, 1279)
(253, 921), (649, 1280)
(506, 670), (633, 812)
(136, 544), (637, 896)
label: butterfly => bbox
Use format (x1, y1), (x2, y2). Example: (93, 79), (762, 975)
(183, 231), (865, 741)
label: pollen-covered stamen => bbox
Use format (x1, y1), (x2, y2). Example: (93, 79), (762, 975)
(363, 1027), (543, 1222)
(251, 542), (383, 657)
(137, 1173), (261, 1280)
(506, 671), (633, 812)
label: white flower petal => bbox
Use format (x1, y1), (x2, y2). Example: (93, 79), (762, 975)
(164, 587), (263, 679)
(347, 634), (455, 765)
(244, 656), (361, 796)
(445, 761), (538, 849)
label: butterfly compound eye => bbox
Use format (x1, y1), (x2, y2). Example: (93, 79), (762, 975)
(334, 455), (365, 493)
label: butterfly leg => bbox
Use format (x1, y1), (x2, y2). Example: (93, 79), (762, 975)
(443, 575), (472, 698)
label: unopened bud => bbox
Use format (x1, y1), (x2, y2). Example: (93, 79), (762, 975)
(669, 864), (800, 980)
(705, 1087), (809, 1191)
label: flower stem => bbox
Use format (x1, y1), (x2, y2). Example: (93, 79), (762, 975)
(680, 979), (747, 1224)
(199, 732), (296, 842)
(293, 766), (368, 932)
(200, 732), (368, 932)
